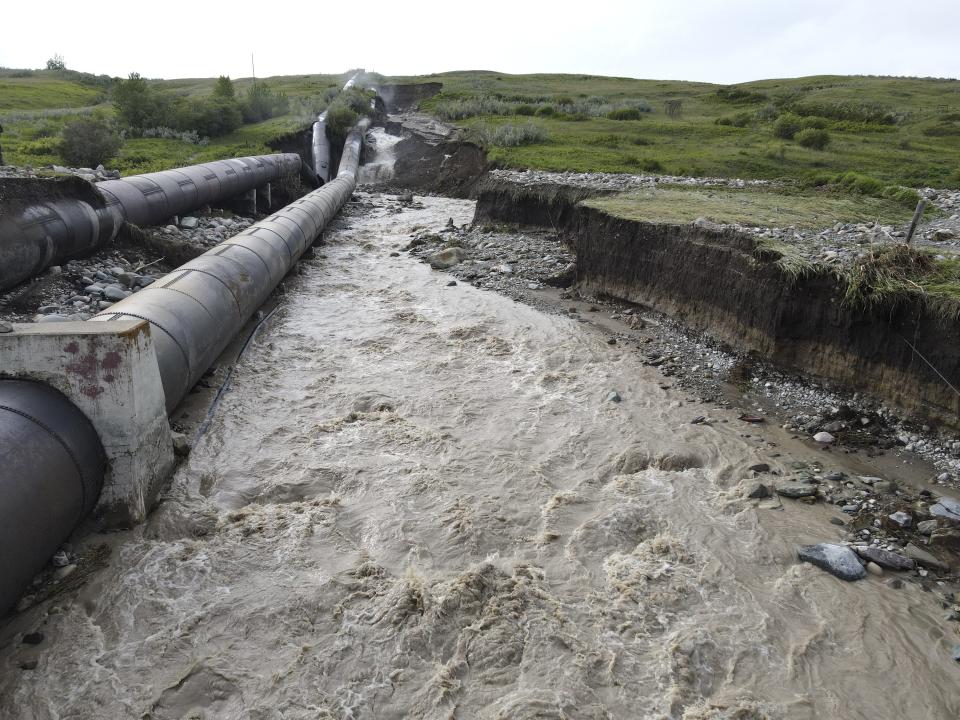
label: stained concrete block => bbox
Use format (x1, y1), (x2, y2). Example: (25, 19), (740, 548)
(0, 318), (175, 526)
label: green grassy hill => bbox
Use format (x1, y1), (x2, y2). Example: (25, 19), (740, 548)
(1, 67), (958, 188)
(392, 71), (960, 188)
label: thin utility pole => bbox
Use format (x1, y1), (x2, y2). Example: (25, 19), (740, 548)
(251, 54), (256, 81)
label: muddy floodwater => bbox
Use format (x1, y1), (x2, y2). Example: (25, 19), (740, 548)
(2, 193), (958, 720)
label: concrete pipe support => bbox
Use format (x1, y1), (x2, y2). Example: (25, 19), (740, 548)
(0, 379), (106, 614)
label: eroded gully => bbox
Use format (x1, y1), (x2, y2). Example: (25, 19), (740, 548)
(1, 192), (957, 720)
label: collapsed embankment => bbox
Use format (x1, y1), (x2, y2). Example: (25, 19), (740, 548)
(475, 179), (960, 427)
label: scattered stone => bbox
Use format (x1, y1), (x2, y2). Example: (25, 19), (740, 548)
(886, 578), (904, 589)
(930, 496), (960, 523)
(19, 660), (38, 671)
(0, 320), (13, 333)
(887, 511), (912, 529)
(813, 431), (835, 443)
(606, 391), (622, 403)
(748, 484), (771, 499)
(917, 519), (940, 535)
(180, 216), (199, 229)
(866, 561), (883, 576)
(171, 432), (191, 457)
(798, 543), (866, 581)
(953, 644), (960, 663)
(104, 285), (130, 302)
(776, 483), (818, 499)
(748, 462), (770, 473)
(690, 416), (706, 425)
(446, 280), (457, 287)
(853, 546), (916, 571)
(904, 543), (950, 572)
(829, 517), (846, 526)
(929, 528), (960, 552)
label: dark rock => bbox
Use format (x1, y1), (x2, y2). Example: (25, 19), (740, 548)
(904, 543), (950, 572)
(446, 280), (457, 286)
(544, 262), (576, 288)
(690, 416), (706, 425)
(19, 660), (38, 671)
(748, 484), (770, 499)
(171, 432), (190, 457)
(929, 528), (960, 552)
(22, 632), (43, 645)
(776, 483), (818, 499)
(853, 546), (915, 571)
(798, 543), (866, 581)
(930, 496), (960, 524)
(0, 320), (13, 333)
(748, 463), (770, 473)
(606, 391), (622, 403)
(829, 517), (846, 526)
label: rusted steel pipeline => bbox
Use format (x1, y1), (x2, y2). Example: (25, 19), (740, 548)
(0, 379), (106, 615)
(90, 123), (366, 412)
(0, 154), (302, 292)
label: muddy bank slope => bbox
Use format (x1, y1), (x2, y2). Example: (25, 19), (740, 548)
(475, 177), (960, 427)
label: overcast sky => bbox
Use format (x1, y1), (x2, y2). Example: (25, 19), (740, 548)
(2, 0), (957, 84)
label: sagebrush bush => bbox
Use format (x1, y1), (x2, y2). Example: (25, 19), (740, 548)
(59, 119), (121, 166)
(772, 113), (803, 139)
(795, 128), (831, 150)
(608, 108), (643, 121)
(476, 123), (549, 147)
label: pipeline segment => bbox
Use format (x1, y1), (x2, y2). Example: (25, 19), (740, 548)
(0, 129), (362, 616)
(311, 111), (331, 185)
(0, 379), (106, 614)
(0, 154), (302, 292)
(89, 124), (366, 412)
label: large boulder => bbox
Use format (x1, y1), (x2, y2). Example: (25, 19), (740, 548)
(798, 543), (866, 581)
(428, 246), (468, 270)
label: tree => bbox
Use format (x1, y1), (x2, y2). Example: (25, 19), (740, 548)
(60, 120), (121, 167)
(113, 73), (163, 130)
(45, 54), (65, 71)
(213, 75), (235, 99)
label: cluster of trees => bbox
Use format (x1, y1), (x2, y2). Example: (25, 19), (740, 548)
(112, 73), (289, 139)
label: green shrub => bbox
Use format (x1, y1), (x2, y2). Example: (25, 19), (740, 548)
(607, 108), (643, 121)
(713, 86), (767, 104)
(716, 111), (752, 127)
(795, 128), (831, 150)
(631, 136), (652, 145)
(514, 104), (536, 116)
(773, 113), (803, 139)
(800, 116), (829, 130)
(242, 81), (289, 123)
(59, 119), (121, 167)
(586, 134), (622, 148)
(535, 105), (556, 117)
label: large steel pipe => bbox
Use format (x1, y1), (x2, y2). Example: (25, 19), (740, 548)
(311, 112), (331, 185)
(89, 125), (366, 411)
(0, 379), (106, 614)
(0, 154), (302, 292)
(96, 153), (301, 227)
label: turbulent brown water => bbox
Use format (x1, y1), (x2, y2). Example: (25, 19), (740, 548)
(2, 193), (958, 720)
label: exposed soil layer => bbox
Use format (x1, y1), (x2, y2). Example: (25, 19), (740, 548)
(388, 114), (487, 197)
(475, 180), (960, 429)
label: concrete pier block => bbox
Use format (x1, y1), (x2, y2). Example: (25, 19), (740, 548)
(257, 182), (272, 211)
(0, 319), (175, 526)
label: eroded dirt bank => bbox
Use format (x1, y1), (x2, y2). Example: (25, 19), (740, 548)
(475, 179), (960, 429)
(2, 192), (958, 720)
